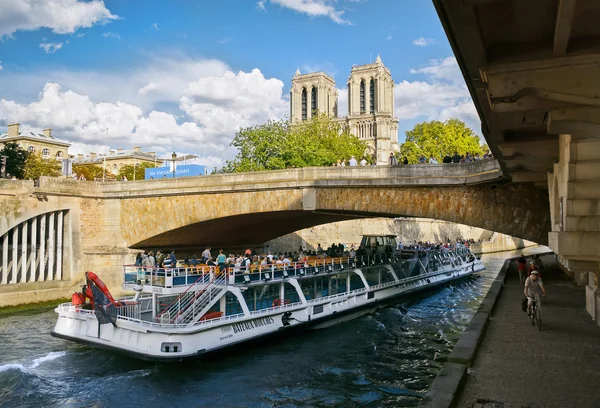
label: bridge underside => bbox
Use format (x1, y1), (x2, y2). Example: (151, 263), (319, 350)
(132, 211), (372, 249)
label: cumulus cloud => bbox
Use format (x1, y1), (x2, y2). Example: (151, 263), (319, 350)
(395, 56), (479, 135)
(0, 0), (117, 38)
(39, 42), (63, 54)
(258, 0), (351, 25)
(412, 37), (435, 47)
(0, 61), (289, 169)
(151, 23), (159, 31)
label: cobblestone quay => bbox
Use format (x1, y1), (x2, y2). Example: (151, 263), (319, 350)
(457, 255), (600, 408)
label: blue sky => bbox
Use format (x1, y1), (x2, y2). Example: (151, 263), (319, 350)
(0, 0), (478, 168)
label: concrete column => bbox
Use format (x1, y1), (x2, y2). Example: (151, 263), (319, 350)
(56, 211), (63, 280)
(11, 226), (18, 284)
(39, 214), (46, 281)
(47, 212), (55, 280)
(1, 234), (7, 285)
(30, 217), (37, 282)
(20, 221), (28, 283)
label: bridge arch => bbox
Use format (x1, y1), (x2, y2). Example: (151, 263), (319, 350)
(122, 183), (550, 249)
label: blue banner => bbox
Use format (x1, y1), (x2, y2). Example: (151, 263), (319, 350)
(145, 164), (206, 179)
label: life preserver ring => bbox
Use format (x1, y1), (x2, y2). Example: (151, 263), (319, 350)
(272, 298), (289, 307)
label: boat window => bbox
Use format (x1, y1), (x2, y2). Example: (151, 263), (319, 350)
(226, 293), (244, 315)
(161, 342), (182, 353)
(376, 237), (385, 246)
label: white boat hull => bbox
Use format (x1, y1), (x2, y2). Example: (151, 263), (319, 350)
(52, 261), (484, 361)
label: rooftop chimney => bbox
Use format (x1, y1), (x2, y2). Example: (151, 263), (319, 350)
(90, 152), (97, 159)
(117, 148), (124, 152)
(110, 150), (116, 154)
(7, 123), (20, 137)
(148, 151), (156, 157)
(43, 128), (52, 138)
(133, 146), (141, 153)
(77, 154), (84, 159)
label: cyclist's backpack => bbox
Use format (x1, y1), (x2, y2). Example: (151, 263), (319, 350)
(521, 297), (527, 312)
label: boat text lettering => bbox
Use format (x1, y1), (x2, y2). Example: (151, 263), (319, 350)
(232, 317), (275, 334)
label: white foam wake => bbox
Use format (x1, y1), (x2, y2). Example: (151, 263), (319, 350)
(0, 351), (67, 374)
(29, 351), (67, 369)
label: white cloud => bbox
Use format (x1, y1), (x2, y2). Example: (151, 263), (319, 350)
(386, 35), (392, 40)
(394, 56), (479, 135)
(138, 82), (159, 97)
(0, 62), (3, 71)
(39, 42), (63, 54)
(259, 0), (351, 25)
(0, 0), (117, 38)
(102, 31), (120, 40)
(151, 23), (159, 31)
(337, 88), (348, 117)
(412, 37), (435, 47)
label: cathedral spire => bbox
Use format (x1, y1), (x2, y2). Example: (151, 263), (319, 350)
(375, 54), (382, 64)
(295, 68), (301, 76)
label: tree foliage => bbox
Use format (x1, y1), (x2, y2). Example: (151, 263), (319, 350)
(400, 119), (485, 164)
(23, 152), (62, 179)
(0, 142), (29, 179)
(117, 162), (155, 180)
(73, 164), (105, 181)
(219, 115), (369, 173)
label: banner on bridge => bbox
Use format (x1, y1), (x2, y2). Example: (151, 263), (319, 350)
(145, 164), (207, 179)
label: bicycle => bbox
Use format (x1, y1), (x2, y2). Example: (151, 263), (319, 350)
(527, 296), (542, 331)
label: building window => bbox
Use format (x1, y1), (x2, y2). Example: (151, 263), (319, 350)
(28, 146), (35, 153)
(112, 164), (117, 172)
(370, 79), (376, 114)
(301, 88), (307, 121)
(311, 86), (318, 118)
(56, 151), (63, 158)
(42, 148), (49, 158)
(360, 80), (365, 114)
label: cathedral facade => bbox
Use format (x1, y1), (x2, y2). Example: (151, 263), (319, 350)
(290, 55), (399, 164)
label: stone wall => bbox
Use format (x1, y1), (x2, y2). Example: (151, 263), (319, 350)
(264, 217), (534, 254)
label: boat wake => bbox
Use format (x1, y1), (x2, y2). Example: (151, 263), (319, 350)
(0, 351), (67, 373)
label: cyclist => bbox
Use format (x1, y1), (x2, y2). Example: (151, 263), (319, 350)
(524, 270), (546, 317)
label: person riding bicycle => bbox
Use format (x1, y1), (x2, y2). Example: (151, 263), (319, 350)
(524, 270), (546, 316)
(517, 254), (527, 284)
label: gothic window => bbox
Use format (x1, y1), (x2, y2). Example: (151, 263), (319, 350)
(370, 79), (376, 113)
(42, 148), (49, 158)
(360, 80), (365, 114)
(28, 146), (35, 153)
(56, 151), (63, 157)
(311, 86), (318, 118)
(301, 88), (307, 121)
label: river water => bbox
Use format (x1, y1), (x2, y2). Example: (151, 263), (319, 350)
(0, 248), (549, 408)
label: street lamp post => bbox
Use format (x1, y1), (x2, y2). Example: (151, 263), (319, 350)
(171, 152), (177, 178)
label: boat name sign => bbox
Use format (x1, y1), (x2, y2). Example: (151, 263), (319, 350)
(231, 316), (275, 334)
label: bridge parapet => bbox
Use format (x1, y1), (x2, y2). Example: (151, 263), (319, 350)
(0, 160), (501, 200)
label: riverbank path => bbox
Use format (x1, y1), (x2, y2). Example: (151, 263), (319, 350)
(457, 255), (600, 408)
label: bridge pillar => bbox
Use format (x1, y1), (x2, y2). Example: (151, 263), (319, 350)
(548, 134), (600, 324)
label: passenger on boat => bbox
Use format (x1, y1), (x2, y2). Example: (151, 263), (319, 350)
(216, 250), (226, 269)
(317, 244), (323, 254)
(189, 255), (199, 267)
(201, 247), (212, 264)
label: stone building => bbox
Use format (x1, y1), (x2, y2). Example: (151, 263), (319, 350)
(290, 55), (399, 164)
(71, 147), (164, 175)
(0, 123), (70, 159)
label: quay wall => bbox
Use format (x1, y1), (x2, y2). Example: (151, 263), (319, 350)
(265, 217), (536, 254)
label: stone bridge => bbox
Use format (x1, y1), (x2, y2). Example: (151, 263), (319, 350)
(0, 160), (549, 303)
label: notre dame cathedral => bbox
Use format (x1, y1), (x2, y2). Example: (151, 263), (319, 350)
(290, 55), (399, 164)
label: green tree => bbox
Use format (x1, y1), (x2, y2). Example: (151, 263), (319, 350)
(23, 152), (62, 179)
(117, 162), (156, 181)
(400, 119), (485, 164)
(0, 142), (29, 179)
(72, 164), (105, 181)
(219, 115), (368, 173)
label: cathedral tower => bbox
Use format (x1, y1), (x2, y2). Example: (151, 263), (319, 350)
(290, 69), (338, 123)
(346, 55), (399, 164)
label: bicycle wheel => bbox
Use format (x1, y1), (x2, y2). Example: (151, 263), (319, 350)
(535, 307), (542, 330)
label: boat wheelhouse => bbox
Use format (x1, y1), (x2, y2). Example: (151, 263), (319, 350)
(52, 237), (485, 360)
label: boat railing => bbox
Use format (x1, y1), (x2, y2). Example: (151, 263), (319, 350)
(123, 264), (217, 288)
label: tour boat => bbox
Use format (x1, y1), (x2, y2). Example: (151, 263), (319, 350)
(51, 235), (485, 361)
